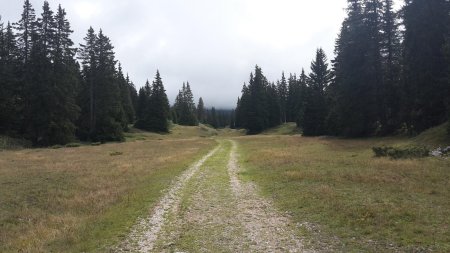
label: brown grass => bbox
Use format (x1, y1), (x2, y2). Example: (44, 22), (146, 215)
(0, 137), (215, 252)
(236, 135), (450, 252)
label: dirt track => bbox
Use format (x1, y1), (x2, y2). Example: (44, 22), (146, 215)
(116, 140), (311, 252)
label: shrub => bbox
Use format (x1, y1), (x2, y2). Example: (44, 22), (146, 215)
(372, 146), (429, 159)
(66, 143), (81, 148)
(110, 151), (123, 156)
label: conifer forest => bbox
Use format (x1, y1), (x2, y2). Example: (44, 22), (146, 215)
(0, 0), (449, 252)
(0, 0), (449, 145)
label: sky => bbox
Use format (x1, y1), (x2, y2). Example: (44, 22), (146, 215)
(0, 0), (402, 108)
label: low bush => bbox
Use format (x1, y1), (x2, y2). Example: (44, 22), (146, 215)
(66, 143), (81, 148)
(372, 145), (429, 159)
(110, 151), (123, 156)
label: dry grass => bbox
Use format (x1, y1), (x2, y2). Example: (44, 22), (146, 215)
(236, 135), (450, 252)
(0, 137), (216, 252)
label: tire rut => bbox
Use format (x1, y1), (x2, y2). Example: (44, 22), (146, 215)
(228, 140), (314, 253)
(114, 144), (221, 252)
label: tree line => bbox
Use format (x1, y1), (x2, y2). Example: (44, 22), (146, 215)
(236, 0), (450, 137)
(0, 0), (229, 146)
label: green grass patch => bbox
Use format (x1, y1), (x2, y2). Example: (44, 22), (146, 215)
(262, 122), (301, 135)
(236, 135), (450, 252)
(0, 139), (216, 252)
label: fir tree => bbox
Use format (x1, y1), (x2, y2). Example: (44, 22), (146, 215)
(303, 48), (332, 136)
(197, 97), (205, 124)
(277, 72), (288, 123)
(146, 70), (170, 132)
(78, 28), (125, 141)
(401, 0), (450, 133)
(174, 82), (198, 126)
(14, 0), (37, 63)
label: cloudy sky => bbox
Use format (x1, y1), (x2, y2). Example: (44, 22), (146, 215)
(1, 0), (402, 108)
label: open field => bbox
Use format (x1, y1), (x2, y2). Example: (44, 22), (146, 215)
(236, 133), (450, 252)
(0, 131), (216, 252)
(1, 123), (449, 252)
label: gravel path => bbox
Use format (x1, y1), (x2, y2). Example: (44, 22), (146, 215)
(114, 145), (221, 252)
(116, 140), (313, 252)
(228, 140), (312, 253)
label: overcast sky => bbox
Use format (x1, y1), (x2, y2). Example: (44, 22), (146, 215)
(0, 0), (402, 108)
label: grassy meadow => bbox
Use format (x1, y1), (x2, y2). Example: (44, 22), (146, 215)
(0, 126), (216, 252)
(236, 125), (450, 252)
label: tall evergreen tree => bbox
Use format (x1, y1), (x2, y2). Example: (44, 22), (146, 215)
(197, 97), (205, 124)
(116, 63), (134, 127)
(146, 70), (170, 132)
(174, 82), (198, 126)
(14, 0), (37, 63)
(378, 0), (401, 134)
(78, 28), (125, 141)
(286, 73), (300, 122)
(246, 66), (269, 133)
(0, 20), (21, 133)
(401, 0), (450, 133)
(277, 72), (288, 123)
(331, 0), (381, 137)
(303, 49), (332, 136)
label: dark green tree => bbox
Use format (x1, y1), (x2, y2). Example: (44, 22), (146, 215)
(145, 70), (170, 132)
(116, 63), (134, 127)
(197, 97), (205, 124)
(401, 0), (450, 133)
(174, 82), (198, 126)
(277, 72), (288, 123)
(78, 28), (125, 141)
(303, 48), (332, 136)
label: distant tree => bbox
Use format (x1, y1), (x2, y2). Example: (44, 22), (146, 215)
(267, 82), (281, 128)
(0, 21), (21, 134)
(197, 97), (205, 124)
(116, 63), (134, 128)
(146, 70), (170, 132)
(174, 82), (198, 126)
(14, 0), (37, 63)
(303, 48), (332, 136)
(208, 107), (219, 128)
(135, 80), (151, 129)
(286, 73), (300, 122)
(126, 73), (138, 117)
(277, 72), (288, 123)
(246, 66), (269, 133)
(78, 28), (126, 141)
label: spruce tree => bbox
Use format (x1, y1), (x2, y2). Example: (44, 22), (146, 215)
(78, 28), (125, 141)
(146, 70), (170, 132)
(117, 63), (134, 127)
(277, 72), (288, 123)
(331, 0), (381, 137)
(401, 0), (450, 133)
(197, 97), (205, 124)
(246, 66), (269, 133)
(303, 48), (332, 136)
(174, 82), (198, 126)
(14, 0), (37, 63)
(378, 0), (401, 134)
(0, 20), (21, 133)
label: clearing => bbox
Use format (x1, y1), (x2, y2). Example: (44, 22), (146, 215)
(1, 123), (449, 252)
